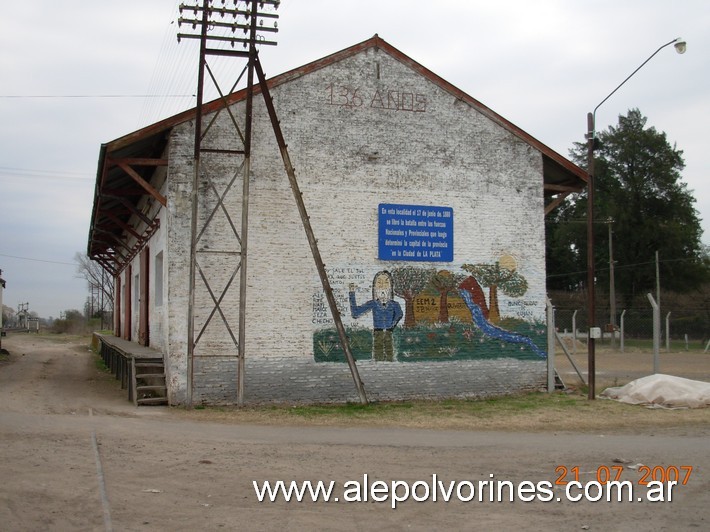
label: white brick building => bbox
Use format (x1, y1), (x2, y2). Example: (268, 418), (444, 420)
(88, 36), (586, 405)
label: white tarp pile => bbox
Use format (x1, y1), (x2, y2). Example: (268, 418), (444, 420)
(601, 374), (710, 409)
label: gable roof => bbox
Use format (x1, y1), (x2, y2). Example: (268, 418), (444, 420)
(88, 35), (587, 270)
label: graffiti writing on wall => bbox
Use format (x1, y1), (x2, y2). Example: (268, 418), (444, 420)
(326, 83), (427, 112)
(313, 258), (546, 363)
(312, 267), (368, 326)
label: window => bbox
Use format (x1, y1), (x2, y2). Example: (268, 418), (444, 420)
(134, 273), (140, 312)
(155, 251), (164, 307)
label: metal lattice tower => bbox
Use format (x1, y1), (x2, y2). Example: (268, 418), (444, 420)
(178, 0), (367, 405)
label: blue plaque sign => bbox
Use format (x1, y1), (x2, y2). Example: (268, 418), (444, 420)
(378, 203), (453, 262)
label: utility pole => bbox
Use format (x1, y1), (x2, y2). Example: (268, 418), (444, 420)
(608, 220), (616, 348)
(178, 0), (367, 405)
(179, 0), (278, 406)
(586, 112), (597, 400)
(100, 269), (105, 330)
(656, 250), (661, 311)
(18, 302), (29, 329)
(0, 269), (5, 350)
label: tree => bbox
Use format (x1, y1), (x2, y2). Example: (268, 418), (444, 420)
(64, 309), (84, 321)
(2, 304), (15, 326)
(391, 266), (436, 328)
(52, 309), (86, 334)
(461, 262), (528, 323)
(545, 196), (586, 292)
(547, 109), (709, 305)
(74, 253), (114, 319)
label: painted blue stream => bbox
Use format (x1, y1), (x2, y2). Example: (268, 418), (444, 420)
(459, 289), (546, 359)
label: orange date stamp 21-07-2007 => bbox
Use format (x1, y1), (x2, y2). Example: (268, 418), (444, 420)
(555, 465), (693, 486)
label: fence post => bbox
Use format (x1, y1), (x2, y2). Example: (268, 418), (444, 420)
(665, 312), (671, 352)
(620, 309), (626, 353)
(546, 298), (555, 393)
(647, 294), (660, 374)
(572, 310), (578, 356)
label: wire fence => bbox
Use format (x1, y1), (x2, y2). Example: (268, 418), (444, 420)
(552, 307), (710, 352)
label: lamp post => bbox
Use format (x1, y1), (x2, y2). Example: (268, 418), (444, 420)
(585, 37), (686, 400)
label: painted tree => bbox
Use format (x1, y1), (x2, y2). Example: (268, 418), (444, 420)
(461, 262), (528, 323)
(430, 270), (466, 323)
(391, 266), (436, 328)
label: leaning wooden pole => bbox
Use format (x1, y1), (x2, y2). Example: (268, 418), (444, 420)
(254, 55), (368, 404)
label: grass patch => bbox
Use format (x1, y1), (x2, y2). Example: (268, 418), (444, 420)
(173, 390), (710, 433)
(25, 332), (91, 344)
(94, 355), (111, 373)
(285, 401), (415, 419)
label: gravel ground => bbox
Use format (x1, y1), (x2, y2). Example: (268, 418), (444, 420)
(0, 333), (708, 531)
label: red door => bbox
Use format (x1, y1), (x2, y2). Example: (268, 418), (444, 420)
(114, 276), (122, 337)
(138, 248), (150, 346)
(123, 264), (132, 341)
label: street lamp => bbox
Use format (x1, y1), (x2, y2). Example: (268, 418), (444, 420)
(585, 37), (686, 400)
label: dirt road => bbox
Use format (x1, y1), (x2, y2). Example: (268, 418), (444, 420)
(1, 333), (709, 531)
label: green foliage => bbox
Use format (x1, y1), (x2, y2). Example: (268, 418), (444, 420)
(547, 109), (709, 303)
(51, 309), (87, 334)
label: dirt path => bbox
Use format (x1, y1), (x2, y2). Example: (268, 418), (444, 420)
(1, 333), (709, 531)
(555, 339), (710, 389)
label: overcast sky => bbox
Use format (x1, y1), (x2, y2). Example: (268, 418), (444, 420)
(1, 0), (708, 319)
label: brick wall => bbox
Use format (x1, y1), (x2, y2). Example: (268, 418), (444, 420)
(190, 357), (546, 405)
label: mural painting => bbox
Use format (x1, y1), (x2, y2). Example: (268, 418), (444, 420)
(348, 271), (403, 361)
(313, 258), (547, 363)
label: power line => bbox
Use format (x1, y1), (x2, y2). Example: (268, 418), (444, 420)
(139, 3), (199, 127)
(0, 94), (194, 99)
(546, 256), (702, 279)
(0, 253), (75, 266)
(0, 166), (92, 181)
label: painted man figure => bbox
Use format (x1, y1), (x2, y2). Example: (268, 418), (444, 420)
(349, 270), (403, 361)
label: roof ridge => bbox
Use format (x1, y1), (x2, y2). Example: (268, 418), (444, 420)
(103, 34), (585, 182)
